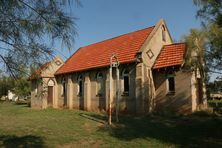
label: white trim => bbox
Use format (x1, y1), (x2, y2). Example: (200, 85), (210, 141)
(47, 79), (55, 86)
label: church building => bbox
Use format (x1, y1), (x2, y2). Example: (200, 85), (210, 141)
(30, 19), (207, 114)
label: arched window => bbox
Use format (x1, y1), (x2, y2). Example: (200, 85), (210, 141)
(48, 79), (55, 86)
(35, 87), (38, 94)
(162, 25), (166, 42)
(123, 69), (129, 94)
(96, 72), (103, 96)
(61, 77), (66, 96)
(77, 75), (83, 96)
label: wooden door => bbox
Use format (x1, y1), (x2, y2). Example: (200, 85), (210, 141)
(48, 86), (53, 106)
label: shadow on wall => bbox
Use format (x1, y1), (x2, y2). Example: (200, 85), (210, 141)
(155, 91), (192, 114)
(0, 135), (44, 148)
(83, 112), (222, 147)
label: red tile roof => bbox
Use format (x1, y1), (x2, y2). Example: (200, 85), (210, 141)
(28, 62), (51, 80)
(153, 43), (186, 69)
(55, 26), (155, 75)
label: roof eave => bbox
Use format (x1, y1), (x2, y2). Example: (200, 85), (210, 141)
(55, 60), (137, 76)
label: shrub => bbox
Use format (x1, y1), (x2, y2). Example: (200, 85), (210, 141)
(208, 100), (222, 114)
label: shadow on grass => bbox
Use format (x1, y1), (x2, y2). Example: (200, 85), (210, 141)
(0, 135), (44, 148)
(79, 112), (107, 124)
(0, 100), (30, 108)
(15, 100), (31, 107)
(86, 113), (222, 147)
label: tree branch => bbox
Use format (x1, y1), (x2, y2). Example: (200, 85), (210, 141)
(18, 0), (61, 32)
(0, 54), (16, 79)
(209, 70), (222, 75)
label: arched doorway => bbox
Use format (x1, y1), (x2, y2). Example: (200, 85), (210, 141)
(47, 79), (55, 107)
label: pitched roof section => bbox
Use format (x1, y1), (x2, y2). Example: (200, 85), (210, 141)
(28, 62), (51, 80)
(55, 26), (155, 75)
(153, 43), (186, 69)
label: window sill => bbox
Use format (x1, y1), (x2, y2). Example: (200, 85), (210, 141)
(121, 92), (129, 96)
(96, 94), (103, 97)
(166, 91), (175, 96)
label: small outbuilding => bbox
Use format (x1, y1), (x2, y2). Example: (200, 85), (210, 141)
(29, 56), (64, 108)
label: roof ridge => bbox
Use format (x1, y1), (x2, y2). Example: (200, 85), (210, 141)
(164, 42), (186, 46)
(28, 61), (51, 80)
(82, 26), (155, 48)
(37, 61), (51, 73)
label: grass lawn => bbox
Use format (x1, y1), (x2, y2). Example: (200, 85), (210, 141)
(0, 102), (222, 147)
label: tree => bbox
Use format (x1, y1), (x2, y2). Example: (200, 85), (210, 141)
(183, 28), (207, 76)
(193, 0), (222, 27)
(183, 28), (209, 94)
(12, 78), (31, 100)
(0, 76), (15, 97)
(0, 0), (80, 77)
(183, 28), (209, 102)
(193, 0), (222, 74)
(207, 77), (222, 93)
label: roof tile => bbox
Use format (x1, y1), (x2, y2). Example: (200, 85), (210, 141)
(153, 43), (186, 69)
(28, 62), (51, 80)
(55, 26), (154, 75)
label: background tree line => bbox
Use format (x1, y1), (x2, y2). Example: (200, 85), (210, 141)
(183, 0), (222, 93)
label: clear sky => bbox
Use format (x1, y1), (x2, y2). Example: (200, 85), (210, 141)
(56, 0), (201, 59)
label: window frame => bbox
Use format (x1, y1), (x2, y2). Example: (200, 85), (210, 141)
(77, 75), (83, 97)
(162, 25), (166, 42)
(146, 49), (154, 59)
(96, 72), (103, 97)
(166, 73), (175, 95)
(61, 77), (66, 97)
(122, 69), (130, 96)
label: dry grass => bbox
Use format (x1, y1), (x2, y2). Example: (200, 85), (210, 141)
(0, 101), (222, 147)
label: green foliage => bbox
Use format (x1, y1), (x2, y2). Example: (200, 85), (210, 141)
(0, 76), (15, 97)
(193, 0), (222, 73)
(12, 78), (31, 99)
(0, 0), (80, 77)
(0, 72), (31, 98)
(205, 23), (222, 70)
(183, 29), (206, 67)
(207, 78), (222, 93)
(193, 0), (222, 27)
(208, 99), (222, 113)
(0, 103), (222, 147)
(182, 28), (207, 81)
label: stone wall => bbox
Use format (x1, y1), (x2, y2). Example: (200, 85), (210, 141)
(139, 19), (173, 67)
(55, 63), (137, 113)
(30, 56), (64, 109)
(153, 70), (193, 114)
(30, 79), (45, 108)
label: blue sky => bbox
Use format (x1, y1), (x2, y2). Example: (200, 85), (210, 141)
(56, 0), (201, 59)
(55, 0), (221, 80)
